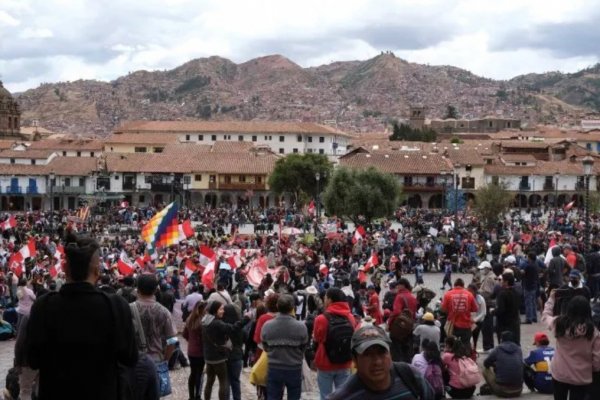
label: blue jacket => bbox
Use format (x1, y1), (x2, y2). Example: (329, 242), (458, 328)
(524, 346), (555, 393)
(484, 341), (524, 387)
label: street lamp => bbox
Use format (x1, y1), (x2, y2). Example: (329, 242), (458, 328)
(453, 163), (461, 225)
(315, 172), (321, 220)
(170, 172), (175, 203)
(49, 171), (55, 233)
(440, 169), (448, 212)
(582, 156), (594, 256)
(554, 171), (560, 208)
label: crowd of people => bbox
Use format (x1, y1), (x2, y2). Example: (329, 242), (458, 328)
(0, 203), (599, 400)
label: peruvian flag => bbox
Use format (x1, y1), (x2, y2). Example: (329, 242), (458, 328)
(184, 258), (198, 278)
(117, 251), (135, 276)
(227, 255), (242, 270)
(364, 251), (379, 272)
(120, 201), (129, 208)
(352, 225), (366, 244)
(134, 255), (150, 269)
(199, 245), (216, 267)
(1, 216), (17, 231)
(201, 260), (216, 290)
(178, 220), (195, 241)
(49, 244), (65, 278)
(9, 238), (37, 277)
(564, 201), (575, 211)
(308, 200), (316, 216)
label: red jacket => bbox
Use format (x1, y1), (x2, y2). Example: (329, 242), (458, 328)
(390, 288), (418, 325)
(441, 287), (478, 329)
(313, 302), (357, 371)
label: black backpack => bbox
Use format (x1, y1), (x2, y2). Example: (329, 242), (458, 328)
(324, 313), (354, 364)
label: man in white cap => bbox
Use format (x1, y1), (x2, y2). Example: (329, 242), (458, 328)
(328, 325), (434, 400)
(478, 261), (496, 352)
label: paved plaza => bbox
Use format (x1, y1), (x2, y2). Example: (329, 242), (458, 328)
(0, 272), (553, 399)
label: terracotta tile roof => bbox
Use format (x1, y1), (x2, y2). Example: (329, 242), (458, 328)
(104, 133), (180, 145)
(0, 164), (47, 175)
(161, 143), (213, 157)
(499, 140), (550, 149)
(0, 140), (16, 150)
(116, 120), (352, 137)
(0, 149), (56, 159)
(340, 152), (453, 175)
(500, 154), (538, 162)
(28, 138), (103, 151)
(210, 141), (256, 153)
(485, 158), (600, 176)
(45, 156), (98, 176)
(187, 153), (278, 174)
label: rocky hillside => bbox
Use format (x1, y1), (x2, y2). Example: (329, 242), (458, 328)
(14, 53), (600, 136)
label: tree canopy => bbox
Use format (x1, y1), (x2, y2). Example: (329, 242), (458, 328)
(473, 183), (513, 227)
(389, 122), (437, 142)
(322, 166), (402, 224)
(445, 105), (459, 119)
(267, 153), (332, 205)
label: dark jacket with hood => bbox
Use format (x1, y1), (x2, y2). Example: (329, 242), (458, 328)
(201, 314), (242, 364)
(484, 340), (524, 387)
(548, 247), (566, 288)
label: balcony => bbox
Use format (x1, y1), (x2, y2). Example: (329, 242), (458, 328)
(518, 183), (531, 191)
(26, 186), (38, 194)
(575, 181), (586, 190)
(122, 182), (136, 191)
(218, 182), (267, 191)
(53, 185), (86, 194)
(150, 182), (181, 192)
(4, 186), (22, 194)
(543, 183), (555, 191)
(402, 183), (445, 192)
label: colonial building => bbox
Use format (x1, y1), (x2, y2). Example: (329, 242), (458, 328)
(0, 81), (21, 139)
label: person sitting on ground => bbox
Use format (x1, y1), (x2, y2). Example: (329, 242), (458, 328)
(328, 325), (435, 400)
(481, 331), (523, 397)
(523, 332), (554, 394)
(413, 312), (440, 348)
(441, 336), (479, 399)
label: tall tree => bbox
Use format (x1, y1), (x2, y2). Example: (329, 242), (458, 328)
(445, 105), (459, 119)
(473, 183), (513, 227)
(322, 166), (402, 224)
(268, 153), (332, 205)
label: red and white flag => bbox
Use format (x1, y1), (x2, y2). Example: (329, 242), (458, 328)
(117, 251), (135, 276)
(365, 251), (379, 272)
(352, 225), (366, 244)
(184, 258), (198, 278)
(178, 220), (195, 241)
(9, 238), (37, 277)
(307, 200), (316, 216)
(564, 201), (575, 211)
(1, 216), (17, 231)
(227, 255), (242, 270)
(49, 244), (65, 278)
(199, 245), (216, 267)
(201, 260), (216, 290)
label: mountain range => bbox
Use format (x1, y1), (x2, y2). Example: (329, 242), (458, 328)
(14, 53), (600, 136)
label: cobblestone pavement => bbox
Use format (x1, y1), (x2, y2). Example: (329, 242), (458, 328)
(0, 272), (552, 399)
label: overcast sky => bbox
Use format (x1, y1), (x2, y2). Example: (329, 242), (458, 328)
(1, 0), (599, 92)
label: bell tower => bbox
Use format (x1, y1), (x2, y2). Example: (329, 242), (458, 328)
(409, 105), (426, 130)
(0, 81), (22, 138)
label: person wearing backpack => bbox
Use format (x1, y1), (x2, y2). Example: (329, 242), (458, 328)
(441, 336), (480, 399)
(481, 331), (524, 397)
(328, 325), (435, 400)
(313, 287), (357, 400)
(412, 339), (445, 400)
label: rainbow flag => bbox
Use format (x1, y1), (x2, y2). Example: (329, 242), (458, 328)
(141, 202), (180, 248)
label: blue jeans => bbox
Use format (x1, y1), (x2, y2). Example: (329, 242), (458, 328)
(267, 367), (302, 400)
(226, 359), (243, 400)
(524, 288), (538, 322)
(317, 369), (351, 400)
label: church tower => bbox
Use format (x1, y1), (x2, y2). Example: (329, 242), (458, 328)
(409, 105), (426, 130)
(0, 81), (22, 138)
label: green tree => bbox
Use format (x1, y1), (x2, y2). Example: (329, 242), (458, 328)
(268, 153), (332, 205)
(322, 166), (402, 224)
(389, 122), (437, 142)
(473, 183), (513, 227)
(445, 105), (459, 119)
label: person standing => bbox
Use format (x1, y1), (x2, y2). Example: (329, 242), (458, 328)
(26, 232), (138, 399)
(542, 293), (600, 400)
(478, 261), (496, 352)
(366, 285), (383, 325)
(261, 294), (308, 400)
(440, 279), (478, 349)
(313, 287), (357, 399)
(522, 252), (540, 324)
(547, 246), (566, 291)
(467, 284), (486, 353)
(223, 304), (245, 400)
(495, 272), (522, 346)
(183, 301), (207, 400)
(586, 243), (600, 302)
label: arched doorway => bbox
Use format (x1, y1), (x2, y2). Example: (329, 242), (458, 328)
(529, 194), (542, 207)
(572, 194), (584, 207)
(557, 194), (568, 207)
(543, 194), (556, 207)
(407, 195), (422, 208)
(204, 193), (217, 208)
(428, 194), (443, 209)
(220, 193), (231, 206)
(514, 194), (527, 208)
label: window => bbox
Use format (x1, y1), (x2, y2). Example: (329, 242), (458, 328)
(238, 135), (244, 141)
(293, 148), (298, 153)
(77, 151), (81, 157)
(491, 176), (499, 185)
(307, 149), (313, 153)
(224, 175), (231, 184)
(144, 175), (152, 184)
(134, 147), (147, 153)
(319, 149), (324, 154)
(308, 136), (313, 143)
(10, 158), (14, 164)
(297, 135), (302, 142)
(31, 159), (36, 165)
(153, 147), (164, 153)
(279, 148), (284, 154)
(224, 135), (231, 140)
(209, 175), (216, 183)
(488, 121), (493, 128)
(211, 135), (217, 141)
(62, 151), (67, 156)
(279, 136), (285, 142)
(198, 135), (204, 141)
(239, 175), (246, 183)
(256, 176), (262, 184)
(79, 177), (85, 186)
(65, 178), (71, 187)
(252, 135), (257, 142)
(90, 152), (95, 157)
(404, 176), (413, 186)
(194, 174), (202, 181)
(114, 175), (119, 180)
(319, 136), (325, 143)
(139, 195), (145, 203)
(186, 135), (190, 141)
(183, 176), (191, 185)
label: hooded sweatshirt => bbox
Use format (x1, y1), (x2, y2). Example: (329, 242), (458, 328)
(313, 302), (357, 371)
(542, 295), (600, 385)
(483, 341), (523, 387)
(201, 314), (240, 364)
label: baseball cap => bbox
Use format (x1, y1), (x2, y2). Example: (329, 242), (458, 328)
(533, 332), (549, 345)
(422, 312), (435, 322)
(351, 325), (391, 354)
(478, 261), (492, 270)
(504, 255), (516, 265)
(569, 269), (581, 279)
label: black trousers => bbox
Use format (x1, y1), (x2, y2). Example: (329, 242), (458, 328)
(481, 313), (495, 351)
(552, 379), (590, 400)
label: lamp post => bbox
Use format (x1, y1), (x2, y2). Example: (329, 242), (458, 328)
(315, 172), (321, 220)
(440, 169), (448, 213)
(49, 171), (55, 233)
(554, 171), (559, 208)
(170, 172), (175, 203)
(453, 163), (461, 225)
(583, 156), (594, 256)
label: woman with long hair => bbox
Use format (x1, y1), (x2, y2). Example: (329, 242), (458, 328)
(222, 304), (244, 400)
(441, 336), (477, 399)
(543, 293), (600, 400)
(183, 301), (207, 400)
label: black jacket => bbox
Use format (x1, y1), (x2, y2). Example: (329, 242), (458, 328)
(495, 286), (521, 327)
(201, 314), (243, 363)
(26, 282), (138, 400)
